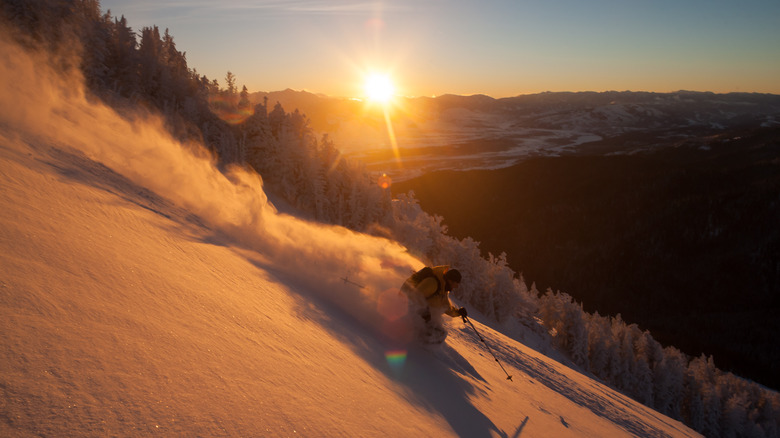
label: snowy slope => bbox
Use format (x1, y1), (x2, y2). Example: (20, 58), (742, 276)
(0, 40), (700, 437)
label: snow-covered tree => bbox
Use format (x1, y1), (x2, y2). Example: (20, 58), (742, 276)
(586, 311), (613, 379)
(721, 389), (750, 438)
(630, 330), (655, 406)
(653, 346), (687, 419)
(685, 355), (722, 436)
(565, 299), (590, 371)
(608, 316), (633, 392)
(536, 290), (588, 366)
(390, 192), (446, 260)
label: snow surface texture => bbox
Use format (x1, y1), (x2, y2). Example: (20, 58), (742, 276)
(0, 39), (700, 437)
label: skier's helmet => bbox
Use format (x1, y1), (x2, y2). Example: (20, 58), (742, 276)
(444, 269), (462, 284)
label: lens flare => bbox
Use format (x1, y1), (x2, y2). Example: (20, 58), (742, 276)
(358, 69), (403, 168)
(208, 94), (254, 125)
(378, 173), (391, 189)
(385, 349), (407, 372)
(377, 288), (408, 321)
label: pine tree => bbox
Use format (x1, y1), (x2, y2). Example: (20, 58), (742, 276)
(685, 355), (722, 436)
(107, 15), (138, 95)
(390, 191), (445, 260)
(586, 312), (612, 380)
(565, 299), (589, 370)
(487, 252), (523, 322)
(653, 346), (686, 419)
(631, 330), (655, 406)
(138, 26), (162, 98)
(538, 289), (564, 341)
(607, 316), (632, 392)
(721, 389), (750, 438)
(268, 102), (286, 138)
(239, 85), (250, 109)
(79, 3), (112, 90)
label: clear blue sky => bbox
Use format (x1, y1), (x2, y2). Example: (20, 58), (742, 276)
(100, 0), (780, 98)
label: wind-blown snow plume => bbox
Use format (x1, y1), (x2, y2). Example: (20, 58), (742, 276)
(0, 37), (418, 340)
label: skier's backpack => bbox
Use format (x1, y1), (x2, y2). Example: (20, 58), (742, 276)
(408, 267), (442, 298)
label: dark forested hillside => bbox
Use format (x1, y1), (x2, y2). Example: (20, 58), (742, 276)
(393, 126), (780, 390)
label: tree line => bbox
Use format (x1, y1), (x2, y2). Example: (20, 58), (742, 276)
(2, 1), (778, 436)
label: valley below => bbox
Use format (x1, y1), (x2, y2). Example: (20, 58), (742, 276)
(392, 124), (780, 391)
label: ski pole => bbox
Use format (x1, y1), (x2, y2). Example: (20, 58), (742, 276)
(462, 315), (513, 381)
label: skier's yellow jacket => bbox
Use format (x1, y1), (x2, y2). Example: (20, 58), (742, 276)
(405, 265), (461, 317)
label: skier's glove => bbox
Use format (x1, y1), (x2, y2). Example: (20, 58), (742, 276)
(458, 307), (468, 317)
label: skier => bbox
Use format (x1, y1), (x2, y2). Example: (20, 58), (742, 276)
(401, 265), (467, 344)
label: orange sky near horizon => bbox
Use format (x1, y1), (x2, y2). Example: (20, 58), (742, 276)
(100, 1), (780, 99)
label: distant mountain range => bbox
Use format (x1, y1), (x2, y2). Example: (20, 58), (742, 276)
(250, 89), (780, 181)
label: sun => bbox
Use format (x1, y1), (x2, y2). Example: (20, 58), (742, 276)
(364, 73), (395, 104)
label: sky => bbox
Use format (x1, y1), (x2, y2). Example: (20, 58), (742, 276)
(101, 0), (780, 98)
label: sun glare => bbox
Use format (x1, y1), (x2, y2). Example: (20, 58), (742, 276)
(364, 74), (395, 103)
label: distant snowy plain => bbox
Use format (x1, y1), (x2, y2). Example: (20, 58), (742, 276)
(260, 89), (780, 182)
(339, 107), (608, 181)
